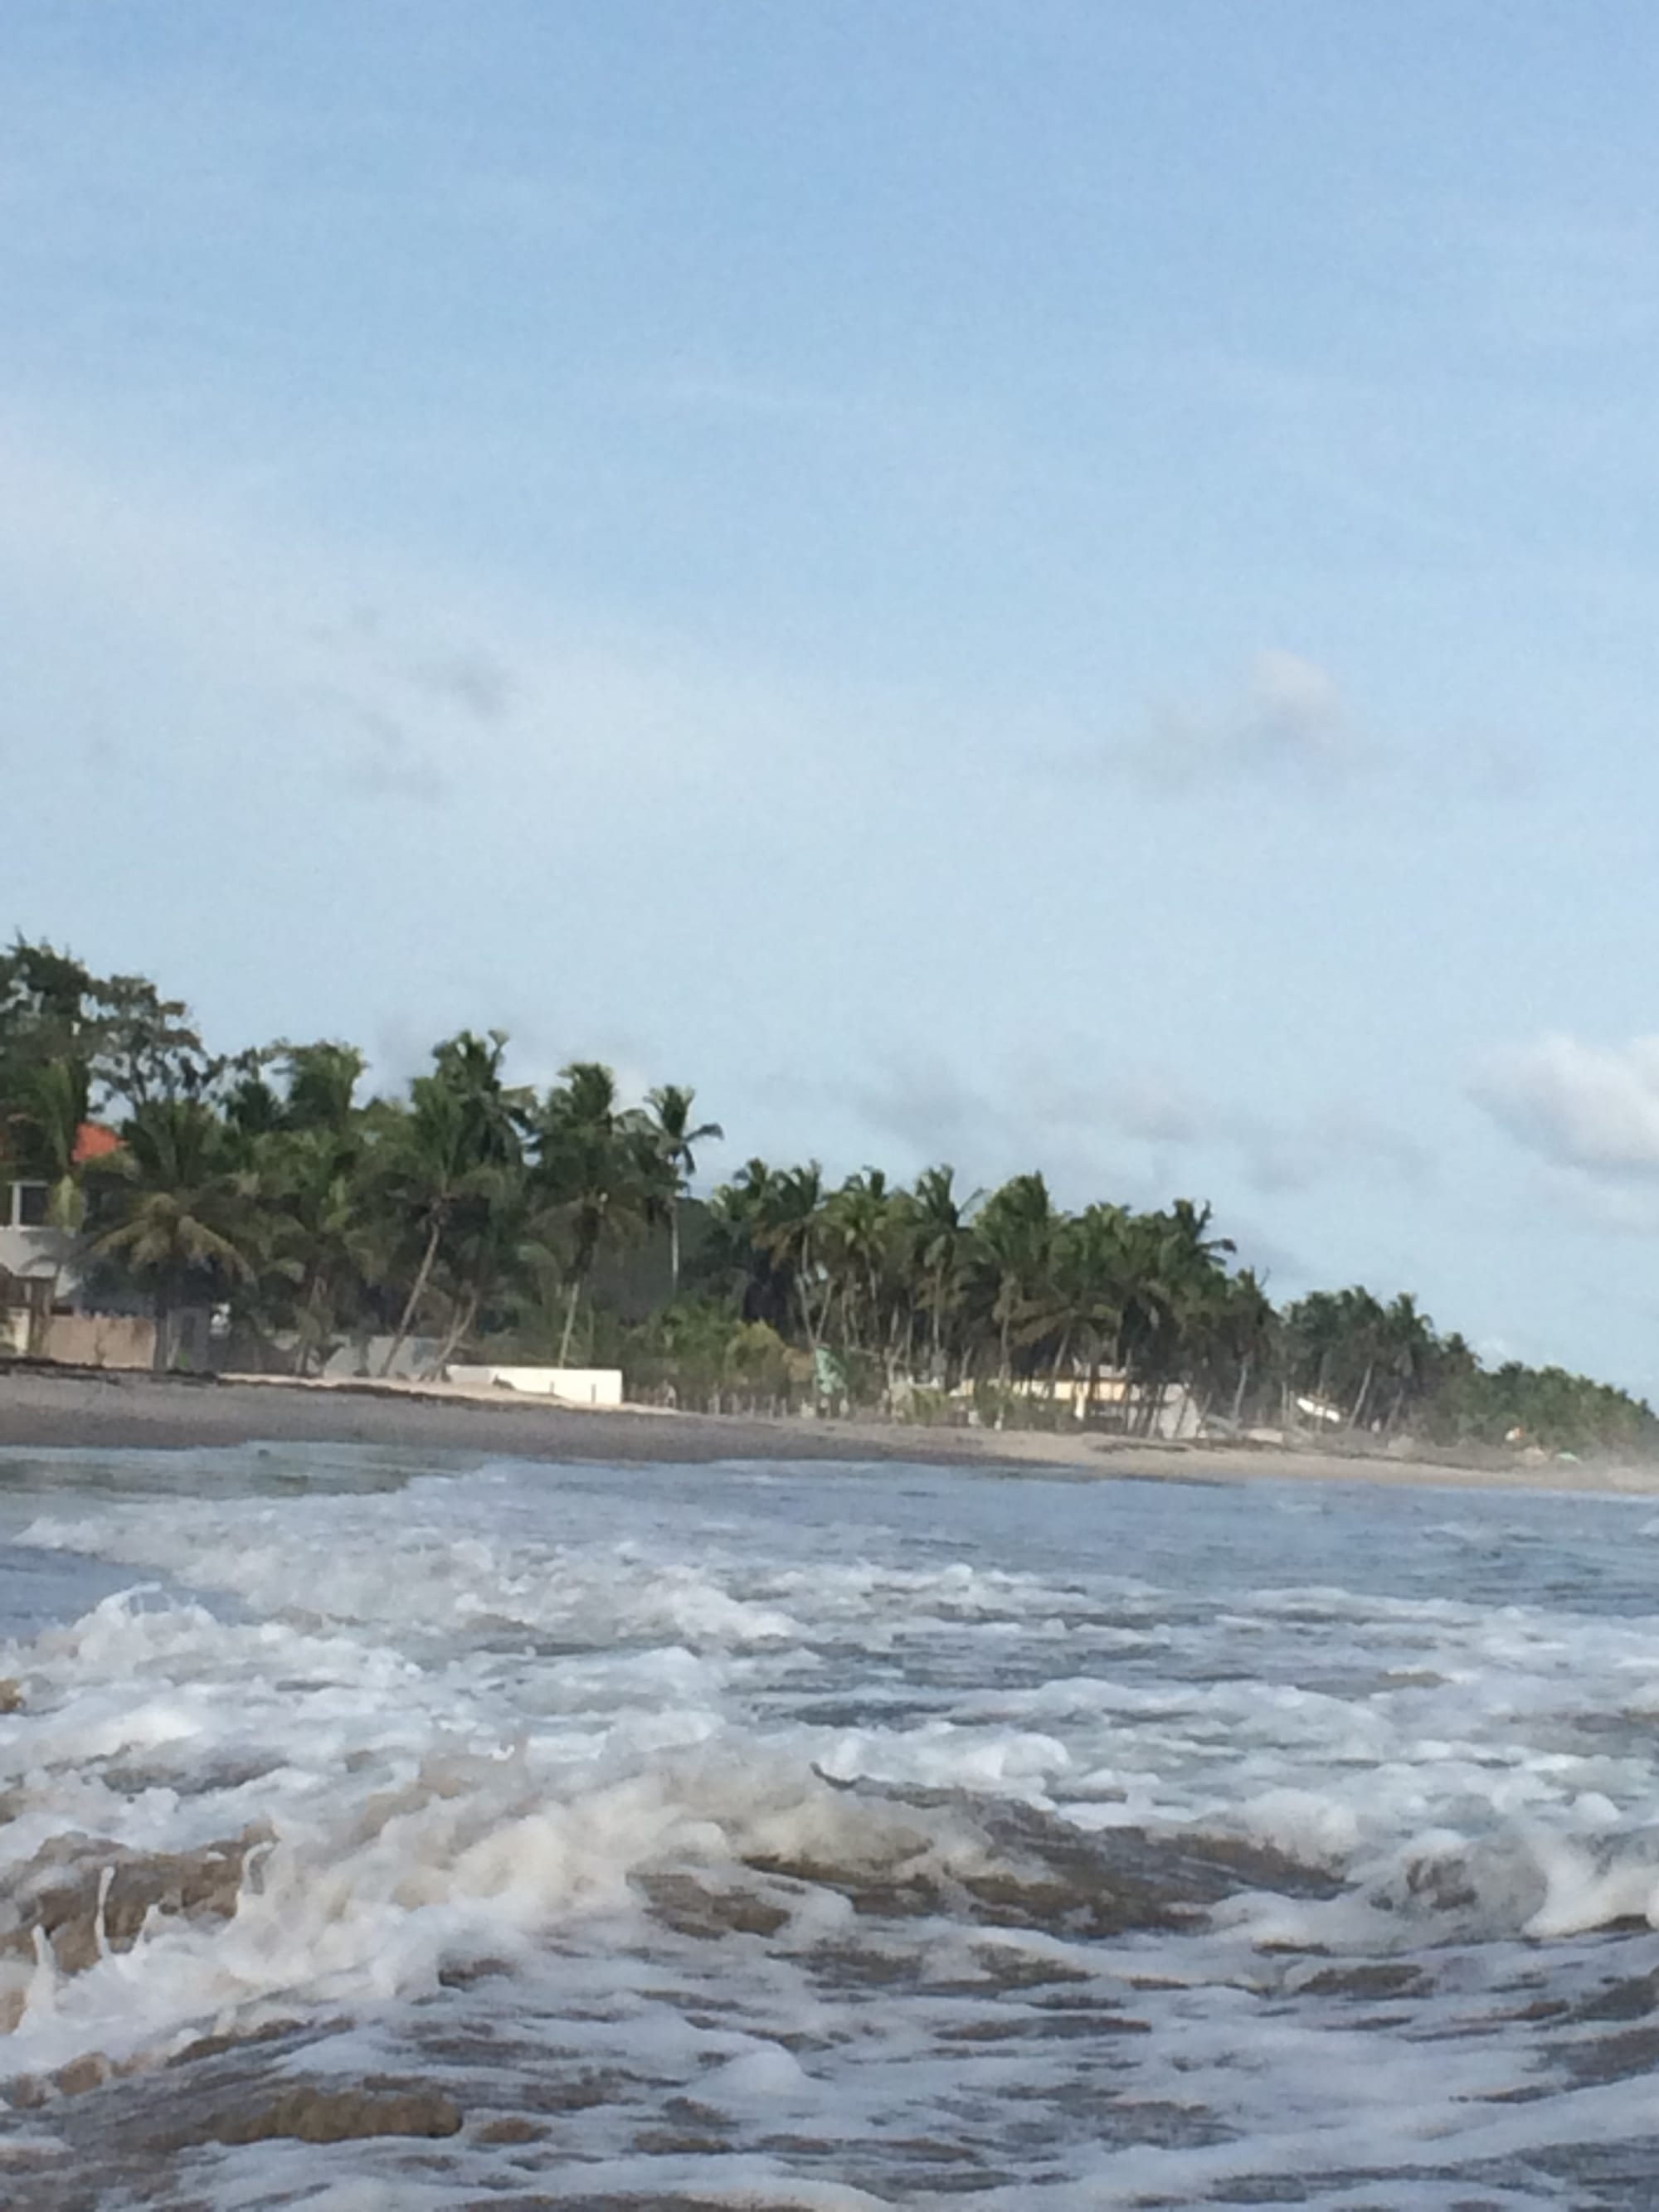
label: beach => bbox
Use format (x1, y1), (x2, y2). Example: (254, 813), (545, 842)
(0, 1363), (1652, 1494)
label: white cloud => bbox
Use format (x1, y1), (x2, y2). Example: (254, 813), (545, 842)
(1474, 1033), (1659, 1178)
(0, 411), (900, 822)
(1094, 650), (1365, 790)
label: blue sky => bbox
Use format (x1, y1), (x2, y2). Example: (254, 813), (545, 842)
(6, 3), (1659, 1388)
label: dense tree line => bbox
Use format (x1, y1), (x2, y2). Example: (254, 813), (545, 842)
(0, 937), (1652, 1460)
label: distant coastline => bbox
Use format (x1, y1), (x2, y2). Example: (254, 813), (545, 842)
(0, 1366), (1652, 1498)
(5, 936), (1654, 1480)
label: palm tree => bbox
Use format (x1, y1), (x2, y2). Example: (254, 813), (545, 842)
(645, 1085), (722, 1295)
(1047, 1202), (1134, 1421)
(8, 1055), (92, 1232)
(908, 1164), (978, 1387)
(1282, 1285), (1389, 1432)
(970, 1173), (1057, 1397)
(820, 1169), (894, 1354)
(754, 1161), (827, 1363)
(535, 1061), (658, 1365)
(373, 1033), (528, 1376)
(1, 1054), (95, 1348)
(89, 1097), (252, 1370)
(233, 1045), (375, 1374)
(1374, 1291), (1437, 1437)
(1220, 1266), (1278, 1428)
(1132, 1200), (1236, 1432)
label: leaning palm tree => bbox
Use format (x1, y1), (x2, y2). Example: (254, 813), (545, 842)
(645, 1084), (722, 1294)
(372, 1033), (528, 1375)
(535, 1062), (659, 1365)
(88, 1096), (252, 1370)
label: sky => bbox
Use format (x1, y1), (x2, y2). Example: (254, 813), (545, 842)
(6, 2), (1659, 1390)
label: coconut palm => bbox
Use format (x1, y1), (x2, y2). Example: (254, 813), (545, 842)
(908, 1164), (979, 1387)
(754, 1161), (827, 1359)
(228, 1045), (377, 1374)
(1044, 1202), (1136, 1419)
(88, 1097), (253, 1370)
(372, 1032), (528, 1375)
(535, 1061), (660, 1365)
(645, 1084), (722, 1294)
(7, 1055), (92, 1231)
(970, 1173), (1058, 1393)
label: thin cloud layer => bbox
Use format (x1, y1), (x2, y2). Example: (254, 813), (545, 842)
(1475, 1033), (1659, 1177)
(1094, 650), (1365, 790)
(839, 1053), (1426, 1205)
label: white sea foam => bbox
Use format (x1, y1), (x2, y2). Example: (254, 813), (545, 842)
(2, 1455), (1659, 2203)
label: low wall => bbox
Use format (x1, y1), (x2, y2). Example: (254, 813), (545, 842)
(38, 1313), (158, 1369)
(446, 1365), (624, 1407)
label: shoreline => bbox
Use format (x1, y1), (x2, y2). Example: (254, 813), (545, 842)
(0, 1365), (1654, 1495)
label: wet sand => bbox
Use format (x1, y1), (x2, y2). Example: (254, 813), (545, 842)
(0, 1365), (1653, 1495)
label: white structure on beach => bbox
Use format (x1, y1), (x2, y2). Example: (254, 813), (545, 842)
(446, 1365), (625, 1407)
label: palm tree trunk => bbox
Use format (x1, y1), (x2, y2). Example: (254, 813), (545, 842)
(433, 1286), (483, 1376)
(1231, 1355), (1252, 1429)
(796, 1272), (820, 1360)
(152, 1281), (174, 1373)
(382, 1215), (443, 1377)
(1350, 1361), (1374, 1431)
(558, 1276), (582, 1367)
(294, 1271), (329, 1378)
(1048, 1325), (1073, 1407)
(669, 1201), (680, 1299)
(1141, 1376), (1165, 1437)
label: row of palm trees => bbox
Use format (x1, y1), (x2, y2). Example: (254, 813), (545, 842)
(1, 937), (1652, 1454)
(686, 1161), (1270, 1430)
(8, 1029), (718, 1377)
(666, 1170), (1652, 1454)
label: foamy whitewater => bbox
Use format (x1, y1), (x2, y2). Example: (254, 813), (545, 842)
(2, 1451), (1659, 2205)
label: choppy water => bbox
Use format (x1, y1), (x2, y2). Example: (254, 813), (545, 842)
(2, 1451), (1659, 2205)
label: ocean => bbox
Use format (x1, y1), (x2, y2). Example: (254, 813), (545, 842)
(0, 1446), (1657, 2206)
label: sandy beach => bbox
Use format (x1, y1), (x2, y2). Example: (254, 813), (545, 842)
(0, 1364), (1652, 1495)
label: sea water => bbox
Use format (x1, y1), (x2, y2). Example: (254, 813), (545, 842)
(0, 1451), (1657, 2205)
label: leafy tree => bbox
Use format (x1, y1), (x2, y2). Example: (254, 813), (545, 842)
(86, 1098), (252, 1369)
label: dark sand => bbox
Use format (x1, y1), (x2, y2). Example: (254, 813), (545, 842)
(0, 1366), (1035, 1469)
(0, 1365), (1652, 1495)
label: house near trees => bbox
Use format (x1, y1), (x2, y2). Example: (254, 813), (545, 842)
(0, 1121), (137, 1358)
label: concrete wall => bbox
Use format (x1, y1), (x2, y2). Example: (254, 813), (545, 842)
(37, 1313), (158, 1369)
(446, 1365), (625, 1407)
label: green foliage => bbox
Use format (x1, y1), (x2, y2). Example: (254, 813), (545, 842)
(86, 1097), (252, 1370)
(8, 931), (1659, 1459)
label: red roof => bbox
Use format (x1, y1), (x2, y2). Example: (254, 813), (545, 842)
(72, 1122), (121, 1164)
